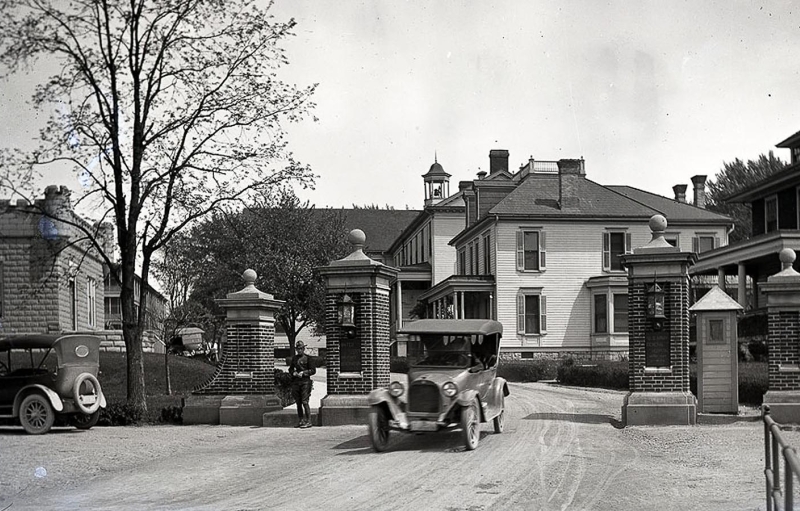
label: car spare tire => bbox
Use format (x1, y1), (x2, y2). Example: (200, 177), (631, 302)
(72, 373), (101, 414)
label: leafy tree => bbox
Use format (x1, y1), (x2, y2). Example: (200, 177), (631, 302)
(706, 151), (787, 242)
(0, 0), (316, 414)
(181, 190), (351, 354)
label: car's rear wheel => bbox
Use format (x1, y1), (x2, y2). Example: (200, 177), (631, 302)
(461, 400), (480, 450)
(368, 405), (391, 452)
(20, 394), (55, 435)
(73, 373), (101, 415)
(70, 410), (101, 430)
(493, 395), (505, 434)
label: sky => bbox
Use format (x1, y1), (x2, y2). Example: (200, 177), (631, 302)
(2, 0), (800, 211)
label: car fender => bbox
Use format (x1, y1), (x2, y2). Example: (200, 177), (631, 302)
(367, 388), (404, 420)
(13, 385), (64, 416)
(456, 389), (484, 421)
(484, 377), (509, 420)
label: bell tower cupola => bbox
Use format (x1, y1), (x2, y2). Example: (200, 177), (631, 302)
(422, 154), (451, 207)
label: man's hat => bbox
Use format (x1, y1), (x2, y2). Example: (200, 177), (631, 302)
(296, 341), (306, 349)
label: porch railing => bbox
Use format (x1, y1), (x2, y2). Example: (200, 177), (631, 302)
(763, 405), (800, 510)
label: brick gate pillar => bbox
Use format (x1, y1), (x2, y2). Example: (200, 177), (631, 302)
(621, 215), (698, 426)
(316, 229), (398, 426)
(182, 269), (285, 425)
(761, 248), (800, 423)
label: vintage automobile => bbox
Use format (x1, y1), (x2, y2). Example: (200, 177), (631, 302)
(0, 334), (107, 434)
(367, 319), (508, 451)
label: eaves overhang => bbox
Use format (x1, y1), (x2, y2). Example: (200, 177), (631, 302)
(418, 275), (495, 303)
(724, 163), (800, 203)
(691, 230), (800, 275)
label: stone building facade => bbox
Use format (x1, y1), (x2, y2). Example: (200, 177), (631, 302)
(0, 186), (105, 335)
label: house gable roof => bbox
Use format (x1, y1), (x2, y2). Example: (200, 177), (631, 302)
(489, 175), (657, 218)
(317, 208), (421, 254)
(607, 185), (733, 224)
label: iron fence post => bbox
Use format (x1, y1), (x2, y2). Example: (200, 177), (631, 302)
(786, 446), (794, 511)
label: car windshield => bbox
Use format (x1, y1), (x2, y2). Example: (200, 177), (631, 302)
(412, 334), (473, 368)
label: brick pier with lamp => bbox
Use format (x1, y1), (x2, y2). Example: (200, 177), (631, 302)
(761, 248), (800, 423)
(316, 229), (399, 426)
(182, 269), (284, 425)
(621, 215), (698, 426)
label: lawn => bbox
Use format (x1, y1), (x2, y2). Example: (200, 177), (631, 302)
(98, 351), (218, 422)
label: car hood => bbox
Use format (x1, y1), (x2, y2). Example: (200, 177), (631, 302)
(407, 367), (469, 387)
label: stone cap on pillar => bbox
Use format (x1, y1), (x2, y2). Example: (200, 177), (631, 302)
(317, 229), (399, 290)
(761, 249), (800, 310)
(768, 249), (800, 283)
(620, 215), (696, 278)
(215, 269), (285, 313)
(633, 215), (678, 254)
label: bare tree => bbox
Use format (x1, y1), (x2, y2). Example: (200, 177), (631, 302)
(0, 0), (316, 414)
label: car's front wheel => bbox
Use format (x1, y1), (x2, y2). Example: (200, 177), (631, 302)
(70, 410), (101, 430)
(368, 405), (391, 452)
(461, 400), (480, 450)
(19, 394), (55, 435)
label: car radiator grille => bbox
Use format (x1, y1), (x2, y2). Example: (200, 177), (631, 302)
(408, 381), (440, 413)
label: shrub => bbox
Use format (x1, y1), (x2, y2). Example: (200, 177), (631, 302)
(275, 368), (295, 407)
(160, 405), (183, 424)
(98, 401), (144, 426)
(556, 359), (629, 389)
(390, 356), (410, 374)
(498, 359), (559, 382)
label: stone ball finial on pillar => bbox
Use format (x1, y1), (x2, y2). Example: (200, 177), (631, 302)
(349, 229), (366, 249)
(780, 248), (796, 271)
(649, 214), (667, 240)
(243, 268), (257, 287)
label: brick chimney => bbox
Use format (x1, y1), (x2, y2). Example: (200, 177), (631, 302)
(691, 175), (707, 209)
(672, 184), (687, 203)
(476, 170), (487, 180)
(558, 158), (585, 209)
(489, 150), (509, 174)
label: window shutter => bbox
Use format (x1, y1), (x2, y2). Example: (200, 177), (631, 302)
(714, 237), (720, 248)
(516, 231), (524, 270)
(625, 232), (632, 253)
(692, 237), (698, 253)
(539, 231), (547, 270)
(603, 232), (610, 270)
(540, 295), (547, 333)
(517, 295), (525, 334)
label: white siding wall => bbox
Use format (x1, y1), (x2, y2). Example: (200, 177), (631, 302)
(494, 220), (728, 351)
(431, 213), (464, 285)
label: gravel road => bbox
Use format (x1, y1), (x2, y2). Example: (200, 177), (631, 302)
(0, 382), (786, 511)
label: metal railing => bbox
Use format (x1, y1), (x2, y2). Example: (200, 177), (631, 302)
(763, 405), (800, 510)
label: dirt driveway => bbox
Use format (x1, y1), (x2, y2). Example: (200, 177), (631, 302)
(0, 382), (785, 511)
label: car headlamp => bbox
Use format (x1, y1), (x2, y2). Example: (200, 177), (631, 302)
(389, 381), (404, 397)
(442, 381), (458, 398)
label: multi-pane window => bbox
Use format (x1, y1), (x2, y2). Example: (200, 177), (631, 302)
(603, 231), (631, 272)
(458, 248), (466, 275)
(594, 294), (608, 333)
(708, 319), (724, 344)
(483, 234), (491, 274)
(87, 278), (97, 327)
(70, 279), (78, 330)
(613, 294), (628, 333)
(766, 197), (778, 232)
(517, 292), (546, 335)
(516, 230), (546, 271)
(692, 235), (718, 253)
(105, 297), (122, 316)
(470, 242), (477, 275)
(593, 292), (629, 334)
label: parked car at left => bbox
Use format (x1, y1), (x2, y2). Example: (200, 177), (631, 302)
(0, 334), (107, 434)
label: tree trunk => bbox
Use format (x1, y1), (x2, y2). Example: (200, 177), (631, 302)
(121, 247), (147, 415)
(164, 347), (172, 396)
